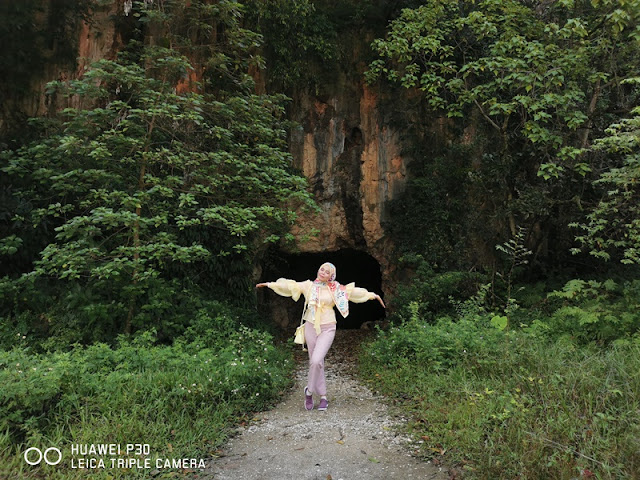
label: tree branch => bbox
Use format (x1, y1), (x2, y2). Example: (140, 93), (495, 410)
(474, 98), (502, 132)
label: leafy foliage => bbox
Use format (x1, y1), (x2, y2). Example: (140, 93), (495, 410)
(367, 0), (640, 270)
(368, 314), (508, 373)
(0, 5), (313, 473)
(385, 145), (471, 268)
(244, 0), (338, 89)
(362, 272), (640, 479)
(0, 3), (316, 337)
(243, 0), (393, 92)
(492, 226), (532, 316)
(387, 254), (486, 324)
(367, 0), (639, 158)
(526, 278), (640, 344)
(571, 81), (640, 264)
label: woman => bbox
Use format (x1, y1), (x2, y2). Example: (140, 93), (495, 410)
(256, 262), (385, 411)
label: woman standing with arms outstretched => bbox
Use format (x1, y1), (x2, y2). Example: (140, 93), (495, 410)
(256, 262), (385, 411)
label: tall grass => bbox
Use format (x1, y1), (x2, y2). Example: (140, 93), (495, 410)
(0, 325), (294, 479)
(360, 318), (640, 479)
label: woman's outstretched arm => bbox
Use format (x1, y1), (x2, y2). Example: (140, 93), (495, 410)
(256, 279), (312, 302)
(346, 284), (386, 308)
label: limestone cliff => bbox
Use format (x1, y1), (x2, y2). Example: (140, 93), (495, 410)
(0, 1), (125, 139)
(287, 83), (407, 289)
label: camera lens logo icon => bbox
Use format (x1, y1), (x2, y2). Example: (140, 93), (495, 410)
(24, 447), (62, 466)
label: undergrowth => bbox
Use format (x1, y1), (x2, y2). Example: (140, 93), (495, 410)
(360, 314), (640, 479)
(0, 313), (294, 479)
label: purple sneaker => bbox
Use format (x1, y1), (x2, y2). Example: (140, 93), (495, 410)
(317, 398), (329, 411)
(304, 387), (313, 411)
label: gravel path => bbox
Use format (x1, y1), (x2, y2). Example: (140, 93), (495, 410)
(204, 330), (450, 480)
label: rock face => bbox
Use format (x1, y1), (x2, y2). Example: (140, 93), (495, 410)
(287, 82), (408, 289)
(0, 1), (125, 139)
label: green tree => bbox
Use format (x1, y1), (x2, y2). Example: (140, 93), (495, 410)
(366, 0), (640, 266)
(368, 0), (639, 168)
(572, 79), (640, 264)
(1, 46), (313, 336)
(243, 0), (338, 90)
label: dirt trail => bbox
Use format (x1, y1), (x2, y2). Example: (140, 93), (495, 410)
(204, 330), (450, 480)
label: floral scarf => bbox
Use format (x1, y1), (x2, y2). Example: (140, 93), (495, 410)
(307, 262), (349, 333)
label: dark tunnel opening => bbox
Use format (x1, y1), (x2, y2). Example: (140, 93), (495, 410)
(259, 249), (385, 329)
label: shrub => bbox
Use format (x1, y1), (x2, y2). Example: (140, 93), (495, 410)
(0, 321), (293, 478)
(368, 312), (511, 375)
(0, 277), (274, 352)
(527, 279), (640, 344)
(390, 254), (486, 324)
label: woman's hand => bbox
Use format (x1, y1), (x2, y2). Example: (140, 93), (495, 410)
(374, 294), (386, 308)
(256, 282), (269, 288)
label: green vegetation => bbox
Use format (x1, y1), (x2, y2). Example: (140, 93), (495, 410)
(362, 6), (640, 474)
(361, 277), (640, 479)
(1, 0), (640, 479)
(572, 85), (640, 265)
(0, 305), (293, 479)
(363, 203), (640, 480)
(361, 324), (640, 479)
(0, 1), (316, 340)
(0, 1), (311, 478)
(368, 0), (640, 272)
(2, 50), (312, 335)
(244, 0), (395, 94)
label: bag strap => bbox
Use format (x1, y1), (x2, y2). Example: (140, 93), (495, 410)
(297, 284), (314, 351)
(299, 283), (313, 326)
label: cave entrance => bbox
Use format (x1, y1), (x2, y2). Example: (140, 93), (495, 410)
(260, 249), (385, 329)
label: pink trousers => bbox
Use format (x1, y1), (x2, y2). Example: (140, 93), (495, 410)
(304, 321), (336, 396)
